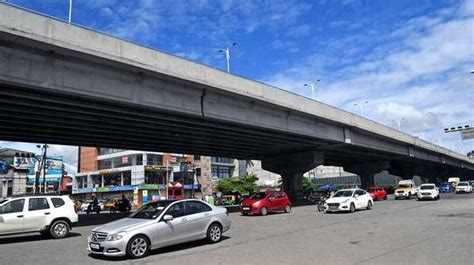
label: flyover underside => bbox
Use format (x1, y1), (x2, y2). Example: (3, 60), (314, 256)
(0, 84), (329, 159)
(0, 84), (472, 179)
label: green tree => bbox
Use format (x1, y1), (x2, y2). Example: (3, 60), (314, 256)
(216, 173), (259, 194)
(302, 177), (316, 191)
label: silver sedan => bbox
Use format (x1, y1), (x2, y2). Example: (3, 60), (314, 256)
(87, 199), (231, 259)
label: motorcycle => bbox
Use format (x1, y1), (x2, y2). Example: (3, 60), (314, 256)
(110, 200), (131, 214)
(305, 190), (330, 212)
(86, 204), (101, 214)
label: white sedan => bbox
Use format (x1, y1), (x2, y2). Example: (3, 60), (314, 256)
(417, 184), (440, 200)
(324, 189), (373, 213)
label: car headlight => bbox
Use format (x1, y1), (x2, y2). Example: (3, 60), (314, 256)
(107, 231), (127, 241)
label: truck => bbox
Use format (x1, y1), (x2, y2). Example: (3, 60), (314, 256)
(394, 179), (417, 200)
(447, 177), (460, 187)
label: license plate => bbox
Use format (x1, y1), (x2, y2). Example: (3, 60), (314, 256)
(90, 243), (100, 250)
(242, 207), (250, 211)
(329, 206), (338, 209)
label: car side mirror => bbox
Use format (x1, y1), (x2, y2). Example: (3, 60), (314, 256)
(163, 215), (174, 222)
(354, 194), (359, 198)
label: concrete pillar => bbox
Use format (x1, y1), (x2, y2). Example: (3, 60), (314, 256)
(120, 172), (124, 186)
(262, 151), (324, 202)
(101, 174), (104, 187)
(344, 161), (390, 188)
(143, 153), (148, 166)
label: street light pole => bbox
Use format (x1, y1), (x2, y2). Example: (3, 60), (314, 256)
(354, 101), (368, 116)
(219, 42), (237, 73)
(304, 79), (320, 100)
(68, 0), (73, 25)
(393, 118), (405, 131)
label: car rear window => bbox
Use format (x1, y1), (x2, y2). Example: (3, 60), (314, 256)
(51, 198), (65, 208)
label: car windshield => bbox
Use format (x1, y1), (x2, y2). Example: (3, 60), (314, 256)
(333, 190), (353, 197)
(129, 201), (173, 219)
(368, 188), (378, 192)
(0, 199), (9, 205)
(458, 182), (468, 186)
(399, 184), (411, 188)
(420, 185), (435, 190)
(250, 192), (267, 199)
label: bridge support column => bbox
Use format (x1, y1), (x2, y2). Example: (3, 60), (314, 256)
(262, 151), (324, 202)
(344, 161), (390, 189)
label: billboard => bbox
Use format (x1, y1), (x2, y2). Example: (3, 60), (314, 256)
(27, 156), (64, 184)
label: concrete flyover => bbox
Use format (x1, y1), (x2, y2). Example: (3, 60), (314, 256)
(0, 4), (473, 198)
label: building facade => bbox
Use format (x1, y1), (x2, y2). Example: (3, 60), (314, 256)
(73, 147), (240, 207)
(0, 148), (68, 198)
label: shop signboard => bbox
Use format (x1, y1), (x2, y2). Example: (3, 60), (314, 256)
(143, 190), (148, 203)
(97, 187), (110, 193)
(145, 165), (165, 171)
(110, 185), (137, 192)
(138, 184), (160, 190)
(184, 184), (201, 190)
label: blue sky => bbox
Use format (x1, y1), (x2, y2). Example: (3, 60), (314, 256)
(1, 0), (473, 168)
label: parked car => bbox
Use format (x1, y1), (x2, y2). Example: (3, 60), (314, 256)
(455, 182), (473, 193)
(324, 188), (373, 213)
(87, 199), (230, 259)
(439, 182), (454, 193)
(416, 184), (440, 200)
(0, 195), (79, 239)
(367, 186), (387, 200)
(240, 191), (291, 216)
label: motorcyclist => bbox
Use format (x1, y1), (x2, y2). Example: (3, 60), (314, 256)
(87, 197), (99, 214)
(120, 195), (130, 212)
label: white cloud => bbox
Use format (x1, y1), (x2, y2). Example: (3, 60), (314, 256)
(264, 0), (474, 154)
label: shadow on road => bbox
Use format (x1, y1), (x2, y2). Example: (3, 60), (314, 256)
(88, 236), (231, 261)
(76, 212), (128, 227)
(0, 232), (81, 245)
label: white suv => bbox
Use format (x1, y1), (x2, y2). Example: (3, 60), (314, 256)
(455, 182), (473, 193)
(0, 195), (79, 239)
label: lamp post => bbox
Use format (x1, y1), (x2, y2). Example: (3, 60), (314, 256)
(219, 42), (237, 73)
(304, 79), (320, 100)
(68, 0), (73, 24)
(393, 118), (405, 131)
(354, 101), (368, 116)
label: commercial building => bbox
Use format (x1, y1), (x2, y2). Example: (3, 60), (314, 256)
(73, 147), (241, 207)
(0, 148), (68, 197)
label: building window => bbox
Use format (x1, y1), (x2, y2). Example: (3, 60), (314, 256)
(211, 166), (231, 180)
(98, 148), (126, 155)
(147, 154), (163, 166)
(211, 157), (232, 164)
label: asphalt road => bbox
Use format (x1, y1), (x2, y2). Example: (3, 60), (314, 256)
(1, 193), (473, 265)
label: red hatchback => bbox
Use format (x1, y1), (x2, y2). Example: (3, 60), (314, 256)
(367, 186), (387, 200)
(240, 191), (292, 216)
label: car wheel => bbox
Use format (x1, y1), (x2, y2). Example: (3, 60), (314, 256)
(242, 212), (248, 216)
(383, 195), (387, 200)
(126, 235), (150, 259)
(349, 203), (355, 213)
(284, 205), (291, 213)
(49, 220), (70, 239)
(260, 207), (268, 216)
(394, 197), (398, 200)
(366, 200), (372, 210)
(207, 223), (222, 243)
